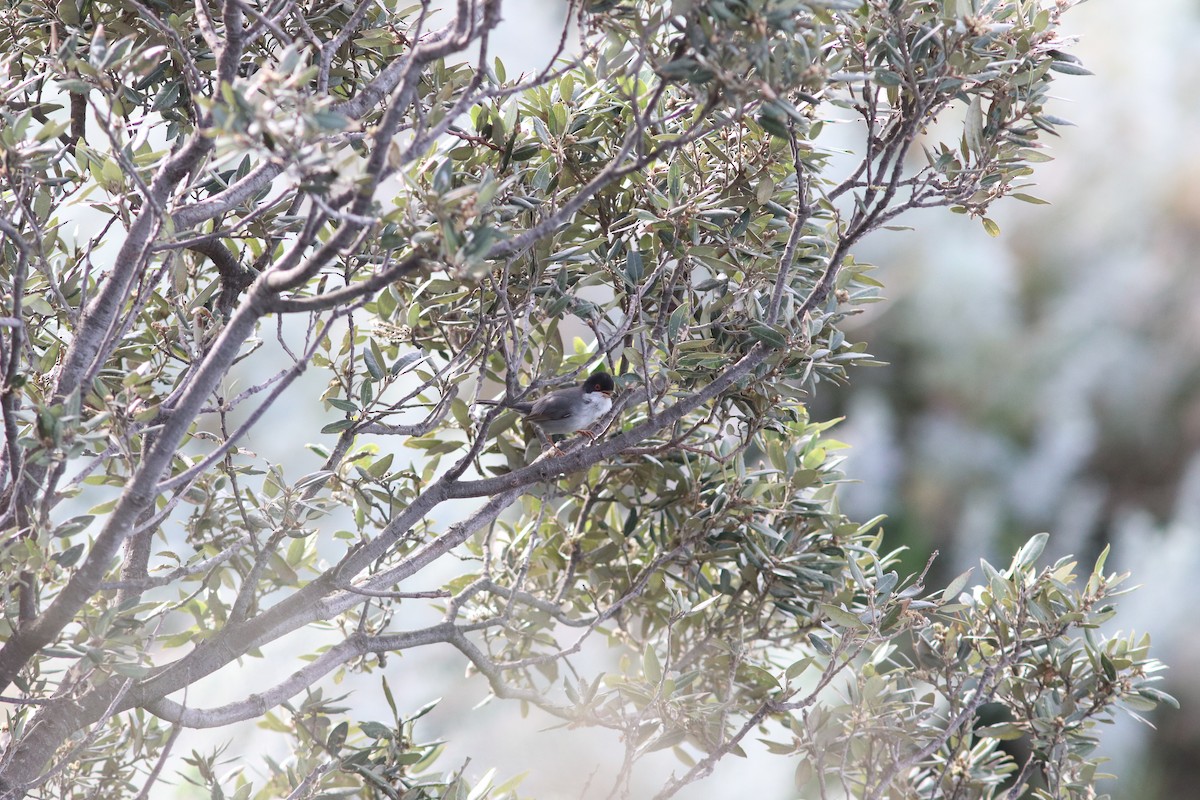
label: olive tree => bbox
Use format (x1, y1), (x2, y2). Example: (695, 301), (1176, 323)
(0, 1), (1171, 798)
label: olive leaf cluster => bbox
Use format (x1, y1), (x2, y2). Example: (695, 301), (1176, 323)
(0, 1), (1168, 799)
(783, 536), (1173, 800)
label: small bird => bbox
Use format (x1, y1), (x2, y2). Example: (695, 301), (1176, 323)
(478, 371), (615, 445)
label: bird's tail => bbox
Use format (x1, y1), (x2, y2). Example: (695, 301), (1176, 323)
(475, 399), (533, 413)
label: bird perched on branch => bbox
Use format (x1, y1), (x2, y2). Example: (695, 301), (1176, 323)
(477, 371), (615, 447)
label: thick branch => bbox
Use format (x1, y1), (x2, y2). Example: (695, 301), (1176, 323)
(0, 283), (270, 694)
(145, 626), (451, 728)
(188, 239), (256, 318)
(261, 254), (425, 313)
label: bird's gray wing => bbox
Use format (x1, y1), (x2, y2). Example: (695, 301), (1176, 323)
(525, 393), (574, 422)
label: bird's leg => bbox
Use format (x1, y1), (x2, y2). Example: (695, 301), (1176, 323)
(542, 434), (568, 456)
(542, 432), (598, 456)
(530, 426), (555, 453)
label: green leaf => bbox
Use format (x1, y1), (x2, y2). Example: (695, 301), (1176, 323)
(758, 738), (794, 755)
(975, 722), (1025, 740)
(466, 767), (496, 800)
(492, 771), (529, 796)
(410, 697), (441, 720)
(942, 568), (973, 601)
(625, 249), (644, 283)
(52, 543), (85, 568)
(668, 303), (688, 342)
(748, 323), (788, 348)
(643, 646), (662, 684)
(647, 729), (688, 752)
(1100, 652), (1117, 682)
(321, 419), (355, 434)
(785, 658), (811, 680)
(819, 603), (863, 630)
(667, 159), (682, 201)
(366, 453), (395, 478)
(757, 112), (789, 138)
(1013, 532), (1049, 571)
(364, 343), (385, 381)
(794, 758), (813, 789)
(382, 676), (398, 717)
(1137, 687), (1179, 709)
(359, 721), (393, 739)
(326, 721), (348, 752)
(1092, 543), (1111, 577)
(1011, 192), (1049, 205)
(964, 95), (983, 156)
(510, 142), (540, 161)
(755, 176), (775, 205)
(433, 159), (454, 192)
(742, 664), (781, 692)
(312, 108), (350, 131)
(1048, 60), (1093, 76)
(54, 515), (94, 538)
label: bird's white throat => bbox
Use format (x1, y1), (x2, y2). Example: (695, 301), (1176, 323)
(577, 392), (612, 424)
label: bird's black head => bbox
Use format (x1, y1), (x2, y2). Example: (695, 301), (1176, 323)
(583, 372), (615, 395)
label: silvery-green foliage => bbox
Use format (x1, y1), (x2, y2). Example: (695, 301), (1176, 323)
(0, 1), (1167, 799)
